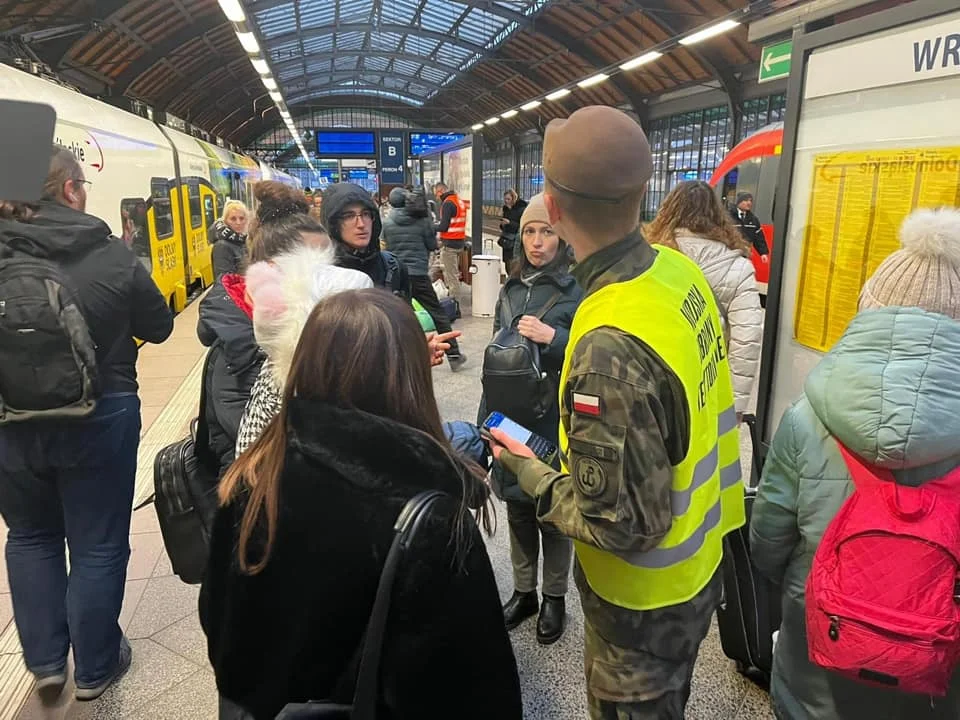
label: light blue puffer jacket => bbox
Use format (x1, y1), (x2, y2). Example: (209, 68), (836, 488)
(750, 307), (960, 720)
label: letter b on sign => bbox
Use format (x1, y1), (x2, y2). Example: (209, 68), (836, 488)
(388, 147), (396, 156)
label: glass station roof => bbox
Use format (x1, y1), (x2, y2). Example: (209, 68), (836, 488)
(246, 0), (548, 106)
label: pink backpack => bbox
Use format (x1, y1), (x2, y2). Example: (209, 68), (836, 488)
(806, 442), (960, 696)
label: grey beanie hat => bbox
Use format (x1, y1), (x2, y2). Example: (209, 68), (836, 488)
(859, 207), (960, 320)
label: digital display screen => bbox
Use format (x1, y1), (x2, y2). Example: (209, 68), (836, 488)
(409, 132), (465, 157)
(317, 131), (375, 156)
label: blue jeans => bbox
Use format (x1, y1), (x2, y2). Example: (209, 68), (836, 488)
(0, 394), (140, 687)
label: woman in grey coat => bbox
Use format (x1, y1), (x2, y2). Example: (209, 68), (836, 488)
(751, 208), (960, 720)
(478, 194), (583, 646)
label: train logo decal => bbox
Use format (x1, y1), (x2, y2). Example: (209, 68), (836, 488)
(54, 128), (105, 173)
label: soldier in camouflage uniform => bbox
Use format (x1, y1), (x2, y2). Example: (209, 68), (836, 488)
(492, 106), (738, 720)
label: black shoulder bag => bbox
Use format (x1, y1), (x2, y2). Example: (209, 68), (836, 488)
(275, 490), (448, 720)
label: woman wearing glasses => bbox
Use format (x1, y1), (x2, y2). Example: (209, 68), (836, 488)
(320, 182), (410, 297)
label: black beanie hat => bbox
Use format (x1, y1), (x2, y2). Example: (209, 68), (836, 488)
(736, 192), (754, 205)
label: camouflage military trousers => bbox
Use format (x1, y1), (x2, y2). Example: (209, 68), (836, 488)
(578, 564), (723, 720)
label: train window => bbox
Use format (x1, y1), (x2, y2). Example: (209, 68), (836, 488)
(203, 195), (216, 230)
(188, 179), (202, 230)
(121, 198), (152, 273)
(151, 178), (174, 239)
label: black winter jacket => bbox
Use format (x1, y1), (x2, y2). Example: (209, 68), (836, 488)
(499, 198), (528, 252)
(479, 263), (583, 503)
(196, 277), (263, 475)
(320, 183), (411, 297)
(382, 204), (437, 276)
(200, 400), (522, 720)
(0, 200), (173, 394)
(211, 220), (247, 279)
(729, 206), (769, 256)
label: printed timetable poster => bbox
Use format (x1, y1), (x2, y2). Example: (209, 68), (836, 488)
(793, 146), (960, 352)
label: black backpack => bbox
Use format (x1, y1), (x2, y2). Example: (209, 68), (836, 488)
(481, 290), (562, 425)
(0, 239), (99, 424)
(153, 348), (221, 585)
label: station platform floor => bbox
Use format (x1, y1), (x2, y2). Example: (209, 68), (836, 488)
(5, 266), (775, 719)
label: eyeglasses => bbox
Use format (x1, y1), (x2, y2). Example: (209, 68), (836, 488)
(339, 210), (374, 223)
(75, 179), (92, 189)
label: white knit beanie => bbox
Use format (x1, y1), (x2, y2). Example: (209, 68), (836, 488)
(859, 208), (960, 320)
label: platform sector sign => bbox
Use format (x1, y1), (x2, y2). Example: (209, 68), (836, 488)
(793, 145), (960, 352)
(379, 133), (405, 184)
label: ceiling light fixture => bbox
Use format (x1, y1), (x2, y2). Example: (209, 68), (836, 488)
(545, 88), (571, 101)
(521, 100), (541, 111)
(262, 77), (277, 90)
(269, 90), (282, 102)
(217, 0), (246, 23)
(577, 73), (608, 88)
(620, 50), (663, 71)
(485, 117), (500, 125)
(236, 31), (260, 54)
(251, 57), (269, 75)
(501, 109), (518, 119)
(679, 19), (739, 46)
(471, 123), (484, 130)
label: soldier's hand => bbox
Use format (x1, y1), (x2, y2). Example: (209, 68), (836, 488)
(488, 428), (536, 462)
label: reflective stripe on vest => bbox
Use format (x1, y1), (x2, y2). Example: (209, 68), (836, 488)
(439, 194), (467, 240)
(560, 244), (746, 611)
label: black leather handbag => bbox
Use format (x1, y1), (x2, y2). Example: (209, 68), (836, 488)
(275, 490), (448, 720)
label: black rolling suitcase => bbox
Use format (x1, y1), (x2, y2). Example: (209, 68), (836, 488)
(716, 413), (782, 688)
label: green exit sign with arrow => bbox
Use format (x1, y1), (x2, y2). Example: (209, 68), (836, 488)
(759, 40), (792, 83)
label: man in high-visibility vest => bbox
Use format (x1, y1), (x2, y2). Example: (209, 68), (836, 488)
(490, 106), (745, 719)
(432, 182), (468, 299)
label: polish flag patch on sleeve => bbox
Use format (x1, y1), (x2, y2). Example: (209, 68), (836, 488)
(572, 393), (602, 417)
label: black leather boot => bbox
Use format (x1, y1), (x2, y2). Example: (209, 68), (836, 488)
(536, 595), (566, 645)
(503, 590), (539, 631)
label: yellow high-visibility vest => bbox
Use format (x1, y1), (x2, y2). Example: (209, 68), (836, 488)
(560, 245), (745, 611)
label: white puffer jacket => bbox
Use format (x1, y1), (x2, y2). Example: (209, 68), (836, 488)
(676, 231), (763, 413)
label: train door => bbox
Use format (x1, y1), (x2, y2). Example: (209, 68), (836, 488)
(145, 178), (188, 311)
(198, 181), (218, 286)
(181, 177), (214, 289)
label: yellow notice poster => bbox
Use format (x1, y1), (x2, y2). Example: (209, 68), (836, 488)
(794, 146), (960, 352)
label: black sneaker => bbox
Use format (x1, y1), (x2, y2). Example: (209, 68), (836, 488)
(447, 353), (468, 372)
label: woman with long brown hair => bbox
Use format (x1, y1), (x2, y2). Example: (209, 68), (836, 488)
(645, 180), (763, 416)
(201, 289), (522, 720)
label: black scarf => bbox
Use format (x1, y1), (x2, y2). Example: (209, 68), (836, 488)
(214, 219), (246, 246)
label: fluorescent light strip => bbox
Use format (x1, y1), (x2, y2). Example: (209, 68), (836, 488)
(263, 77), (277, 90)
(501, 109), (518, 119)
(521, 100), (541, 111)
(545, 88), (571, 101)
(217, 0), (246, 22)
(620, 50), (663, 71)
(251, 57), (269, 75)
(269, 91), (282, 102)
(577, 73), (608, 88)
(485, 117), (500, 125)
(471, 123), (484, 130)
(679, 19), (739, 46)
(236, 31), (260, 54)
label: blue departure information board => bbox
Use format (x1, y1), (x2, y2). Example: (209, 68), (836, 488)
(409, 133), (465, 156)
(317, 131), (376, 156)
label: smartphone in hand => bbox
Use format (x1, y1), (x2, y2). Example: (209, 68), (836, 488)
(481, 411), (558, 464)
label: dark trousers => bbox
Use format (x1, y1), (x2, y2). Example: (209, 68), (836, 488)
(507, 500), (572, 597)
(409, 273), (460, 356)
(0, 394), (140, 687)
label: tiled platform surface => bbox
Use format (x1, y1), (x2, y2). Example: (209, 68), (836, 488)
(11, 289), (774, 719)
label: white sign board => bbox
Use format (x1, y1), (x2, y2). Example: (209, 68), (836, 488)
(805, 11), (960, 99)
